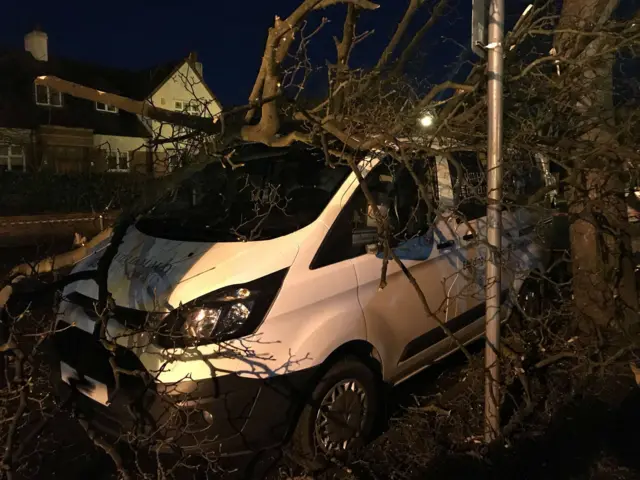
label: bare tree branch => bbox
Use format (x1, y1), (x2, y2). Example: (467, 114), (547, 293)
(394, 0), (449, 72)
(376, 0), (426, 70)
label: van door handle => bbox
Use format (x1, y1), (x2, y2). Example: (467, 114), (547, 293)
(436, 240), (455, 250)
(462, 233), (475, 241)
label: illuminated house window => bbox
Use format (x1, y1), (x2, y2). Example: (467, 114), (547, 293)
(175, 100), (200, 115)
(96, 102), (118, 113)
(166, 148), (189, 172)
(106, 150), (129, 172)
(0, 144), (26, 172)
(35, 84), (62, 106)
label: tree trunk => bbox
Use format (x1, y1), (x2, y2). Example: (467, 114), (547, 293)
(556, 0), (638, 331)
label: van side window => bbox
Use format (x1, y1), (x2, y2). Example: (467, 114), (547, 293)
(387, 158), (439, 244)
(447, 151), (486, 221)
(448, 151), (545, 219)
(310, 157), (438, 269)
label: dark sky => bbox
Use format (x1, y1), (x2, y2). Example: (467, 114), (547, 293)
(0, 0), (542, 107)
(0, 0), (477, 105)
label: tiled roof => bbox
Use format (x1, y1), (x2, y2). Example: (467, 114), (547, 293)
(0, 47), (184, 137)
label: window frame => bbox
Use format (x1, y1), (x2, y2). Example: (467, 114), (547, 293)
(96, 102), (118, 113)
(105, 150), (130, 172)
(0, 144), (26, 172)
(175, 100), (200, 115)
(34, 84), (63, 107)
(187, 103), (199, 115)
(310, 157), (439, 269)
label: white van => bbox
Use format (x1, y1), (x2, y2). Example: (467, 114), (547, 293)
(49, 142), (549, 466)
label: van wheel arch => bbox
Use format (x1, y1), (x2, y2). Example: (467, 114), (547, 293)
(321, 340), (384, 380)
(289, 341), (384, 413)
(289, 340), (385, 422)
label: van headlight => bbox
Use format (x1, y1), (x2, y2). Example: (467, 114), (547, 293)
(155, 269), (288, 348)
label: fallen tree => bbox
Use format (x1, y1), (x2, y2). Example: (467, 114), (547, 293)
(1, 0), (639, 477)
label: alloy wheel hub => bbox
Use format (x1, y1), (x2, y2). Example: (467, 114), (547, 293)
(315, 379), (367, 453)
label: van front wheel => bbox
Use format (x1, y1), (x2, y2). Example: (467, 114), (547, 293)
(290, 357), (380, 470)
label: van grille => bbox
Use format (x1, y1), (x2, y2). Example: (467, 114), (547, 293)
(65, 291), (165, 331)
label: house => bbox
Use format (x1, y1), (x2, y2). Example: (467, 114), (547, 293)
(0, 28), (221, 176)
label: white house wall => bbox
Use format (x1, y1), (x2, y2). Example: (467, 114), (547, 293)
(148, 61), (221, 149)
(93, 134), (147, 154)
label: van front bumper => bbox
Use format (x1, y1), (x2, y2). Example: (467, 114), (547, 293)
(46, 325), (317, 456)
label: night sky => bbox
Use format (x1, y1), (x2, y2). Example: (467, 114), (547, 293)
(1, 0), (538, 107)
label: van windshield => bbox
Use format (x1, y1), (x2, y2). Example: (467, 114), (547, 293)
(136, 144), (351, 242)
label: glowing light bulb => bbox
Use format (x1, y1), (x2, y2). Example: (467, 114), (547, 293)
(419, 114), (434, 128)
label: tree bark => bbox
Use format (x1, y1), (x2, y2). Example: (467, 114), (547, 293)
(555, 0), (638, 330)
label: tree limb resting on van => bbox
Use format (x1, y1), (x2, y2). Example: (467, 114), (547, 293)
(8, 0), (638, 352)
(2, 3), (639, 472)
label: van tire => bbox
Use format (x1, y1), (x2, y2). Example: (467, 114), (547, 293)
(289, 356), (380, 471)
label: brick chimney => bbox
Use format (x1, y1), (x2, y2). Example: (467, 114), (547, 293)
(189, 51), (203, 76)
(25, 27), (48, 62)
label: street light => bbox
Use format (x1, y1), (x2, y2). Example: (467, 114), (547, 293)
(419, 112), (435, 128)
